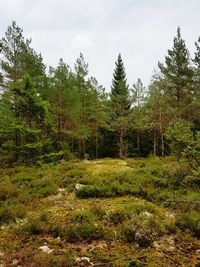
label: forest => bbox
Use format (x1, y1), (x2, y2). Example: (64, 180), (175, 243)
(0, 22), (199, 166)
(0, 22), (200, 267)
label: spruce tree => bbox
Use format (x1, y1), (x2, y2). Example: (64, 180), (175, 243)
(110, 54), (131, 158)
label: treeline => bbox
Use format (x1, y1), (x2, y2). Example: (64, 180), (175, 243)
(0, 22), (200, 166)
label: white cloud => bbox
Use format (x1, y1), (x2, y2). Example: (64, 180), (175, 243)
(0, 0), (200, 90)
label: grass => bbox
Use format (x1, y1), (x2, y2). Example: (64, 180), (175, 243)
(0, 157), (199, 266)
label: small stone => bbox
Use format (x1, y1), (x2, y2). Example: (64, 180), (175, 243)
(75, 183), (86, 190)
(39, 245), (54, 254)
(12, 259), (19, 265)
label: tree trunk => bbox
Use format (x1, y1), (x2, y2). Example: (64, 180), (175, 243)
(158, 96), (165, 156)
(137, 131), (140, 157)
(119, 129), (123, 159)
(95, 134), (98, 159)
(153, 131), (157, 156)
(176, 87), (180, 119)
(119, 126), (126, 159)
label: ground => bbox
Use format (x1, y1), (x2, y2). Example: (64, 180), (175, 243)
(0, 158), (200, 266)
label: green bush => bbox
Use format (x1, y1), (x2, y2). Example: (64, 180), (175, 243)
(72, 211), (92, 224)
(119, 222), (136, 243)
(0, 182), (19, 201)
(176, 211), (200, 238)
(109, 209), (131, 224)
(90, 205), (106, 219)
(63, 222), (108, 242)
(29, 178), (58, 198)
(19, 218), (44, 235)
(0, 203), (26, 224)
(75, 184), (108, 198)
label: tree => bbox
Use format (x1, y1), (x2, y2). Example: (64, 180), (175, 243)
(110, 54), (131, 158)
(0, 21), (47, 162)
(158, 26), (193, 119)
(0, 21), (45, 89)
(131, 79), (146, 156)
(48, 58), (80, 156)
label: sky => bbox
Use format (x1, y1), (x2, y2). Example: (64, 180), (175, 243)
(1, 0), (200, 90)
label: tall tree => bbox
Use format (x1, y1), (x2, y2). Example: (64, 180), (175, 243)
(110, 54), (131, 159)
(158, 26), (193, 119)
(131, 78), (146, 156)
(0, 21), (45, 89)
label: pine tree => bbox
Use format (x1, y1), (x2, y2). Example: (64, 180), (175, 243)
(131, 79), (146, 156)
(158, 27), (193, 119)
(192, 37), (200, 126)
(110, 54), (131, 158)
(0, 21), (45, 89)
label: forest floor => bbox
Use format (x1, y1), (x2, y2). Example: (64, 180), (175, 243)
(0, 157), (200, 267)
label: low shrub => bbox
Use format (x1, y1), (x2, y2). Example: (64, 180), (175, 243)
(109, 208), (131, 224)
(63, 222), (108, 242)
(0, 183), (19, 201)
(20, 218), (44, 235)
(0, 202), (26, 224)
(29, 178), (58, 198)
(175, 211), (200, 238)
(75, 183), (108, 198)
(90, 205), (106, 219)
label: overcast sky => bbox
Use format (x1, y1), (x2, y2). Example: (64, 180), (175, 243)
(1, 0), (200, 90)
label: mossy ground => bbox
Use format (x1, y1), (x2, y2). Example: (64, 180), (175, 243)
(0, 157), (199, 266)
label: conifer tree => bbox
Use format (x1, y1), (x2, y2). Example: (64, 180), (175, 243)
(110, 54), (131, 158)
(158, 27), (193, 119)
(131, 79), (146, 156)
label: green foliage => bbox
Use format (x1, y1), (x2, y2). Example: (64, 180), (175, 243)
(109, 208), (131, 224)
(176, 211), (200, 238)
(63, 222), (109, 242)
(166, 120), (200, 168)
(0, 202), (26, 224)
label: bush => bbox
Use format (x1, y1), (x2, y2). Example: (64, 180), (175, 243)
(63, 222), (107, 242)
(176, 211), (200, 238)
(109, 209), (131, 224)
(119, 214), (169, 248)
(19, 217), (45, 235)
(120, 222), (136, 243)
(90, 205), (106, 219)
(0, 182), (19, 201)
(75, 184), (108, 198)
(29, 179), (58, 198)
(72, 211), (92, 224)
(0, 203), (26, 224)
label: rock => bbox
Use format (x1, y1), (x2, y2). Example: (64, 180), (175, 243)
(58, 188), (65, 193)
(75, 183), (86, 190)
(39, 245), (54, 254)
